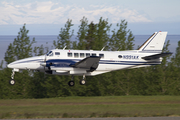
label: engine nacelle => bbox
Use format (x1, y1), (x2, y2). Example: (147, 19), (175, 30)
(46, 70), (69, 75)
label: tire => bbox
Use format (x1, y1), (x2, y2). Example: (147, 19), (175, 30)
(80, 79), (86, 85)
(9, 79), (15, 85)
(68, 81), (75, 86)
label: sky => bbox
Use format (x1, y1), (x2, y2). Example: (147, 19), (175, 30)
(0, 0), (180, 35)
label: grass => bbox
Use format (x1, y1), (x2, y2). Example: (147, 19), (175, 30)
(0, 96), (180, 118)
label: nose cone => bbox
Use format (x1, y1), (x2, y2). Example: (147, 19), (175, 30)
(7, 63), (14, 68)
(7, 55), (45, 70)
(7, 60), (25, 69)
(7, 61), (19, 69)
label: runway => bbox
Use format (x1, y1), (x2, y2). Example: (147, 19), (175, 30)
(2, 117), (180, 120)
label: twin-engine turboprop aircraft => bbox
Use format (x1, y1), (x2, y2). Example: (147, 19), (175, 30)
(7, 31), (172, 86)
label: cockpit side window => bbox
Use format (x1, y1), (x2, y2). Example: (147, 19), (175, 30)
(47, 51), (53, 56)
(49, 52), (53, 56)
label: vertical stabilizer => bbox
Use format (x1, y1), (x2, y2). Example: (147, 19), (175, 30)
(138, 31), (167, 53)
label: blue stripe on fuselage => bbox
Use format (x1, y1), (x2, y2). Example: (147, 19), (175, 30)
(46, 59), (161, 67)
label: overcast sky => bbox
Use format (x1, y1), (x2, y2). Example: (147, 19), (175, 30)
(0, 0), (180, 35)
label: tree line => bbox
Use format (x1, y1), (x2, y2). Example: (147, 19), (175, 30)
(0, 17), (180, 99)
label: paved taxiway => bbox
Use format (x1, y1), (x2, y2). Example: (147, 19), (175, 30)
(2, 117), (180, 120)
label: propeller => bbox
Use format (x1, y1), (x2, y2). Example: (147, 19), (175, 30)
(39, 54), (47, 79)
(40, 54), (47, 72)
(40, 54), (53, 74)
(40, 55), (46, 65)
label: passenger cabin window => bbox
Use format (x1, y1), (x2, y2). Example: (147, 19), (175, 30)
(92, 53), (96, 56)
(74, 53), (79, 58)
(118, 55), (122, 58)
(99, 54), (104, 58)
(80, 53), (84, 58)
(86, 53), (90, 57)
(68, 52), (72, 57)
(55, 52), (60, 55)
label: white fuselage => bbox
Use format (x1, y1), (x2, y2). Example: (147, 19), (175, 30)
(7, 49), (161, 76)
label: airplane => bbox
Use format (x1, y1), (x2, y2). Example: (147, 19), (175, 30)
(7, 31), (172, 86)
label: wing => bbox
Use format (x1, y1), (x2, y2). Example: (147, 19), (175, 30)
(70, 56), (101, 72)
(142, 52), (172, 60)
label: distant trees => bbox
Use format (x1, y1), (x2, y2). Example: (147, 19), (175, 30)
(1, 24), (36, 98)
(109, 20), (134, 51)
(5, 24), (36, 64)
(76, 16), (88, 50)
(0, 17), (180, 99)
(53, 19), (74, 49)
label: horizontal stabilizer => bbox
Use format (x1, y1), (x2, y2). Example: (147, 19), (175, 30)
(70, 56), (101, 72)
(142, 52), (172, 60)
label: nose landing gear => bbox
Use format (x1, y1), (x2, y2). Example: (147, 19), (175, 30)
(9, 79), (15, 85)
(9, 70), (15, 85)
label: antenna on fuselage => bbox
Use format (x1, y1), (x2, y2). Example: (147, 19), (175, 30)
(101, 46), (106, 51)
(63, 46), (67, 50)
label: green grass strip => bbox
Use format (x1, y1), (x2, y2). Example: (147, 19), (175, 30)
(0, 96), (180, 118)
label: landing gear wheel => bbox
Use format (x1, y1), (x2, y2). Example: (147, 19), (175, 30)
(80, 79), (86, 85)
(68, 81), (75, 86)
(9, 79), (15, 85)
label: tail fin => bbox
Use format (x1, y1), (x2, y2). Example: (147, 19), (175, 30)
(138, 31), (167, 53)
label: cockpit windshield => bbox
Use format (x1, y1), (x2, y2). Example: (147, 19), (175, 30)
(46, 51), (53, 56)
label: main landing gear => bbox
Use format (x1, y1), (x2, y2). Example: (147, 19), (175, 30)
(68, 75), (86, 86)
(68, 76), (75, 86)
(9, 70), (15, 85)
(80, 74), (86, 85)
